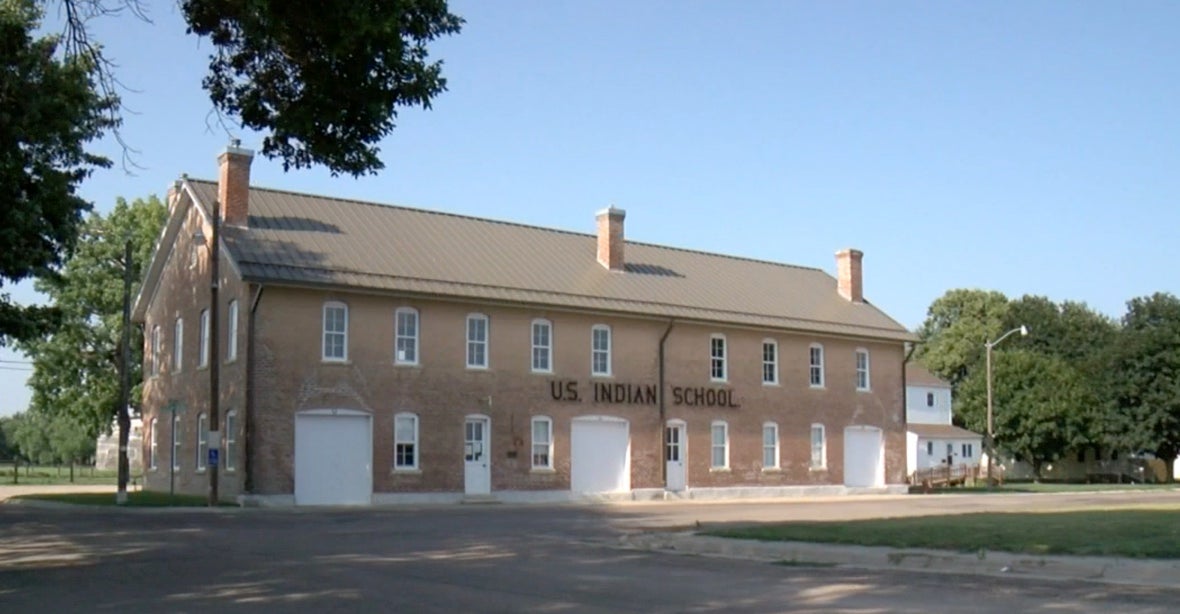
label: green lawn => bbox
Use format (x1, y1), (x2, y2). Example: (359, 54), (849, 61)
(920, 482), (1177, 494)
(708, 508), (1180, 559)
(0, 465), (123, 485)
(11, 491), (237, 507)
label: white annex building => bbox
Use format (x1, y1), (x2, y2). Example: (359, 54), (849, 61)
(905, 364), (983, 478)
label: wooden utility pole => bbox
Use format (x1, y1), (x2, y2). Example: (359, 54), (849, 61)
(116, 239), (133, 505)
(208, 203), (220, 506)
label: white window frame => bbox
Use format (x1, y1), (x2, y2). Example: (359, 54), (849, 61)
(198, 309), (210, 368)
(710, 334), (727, 382)
(962, 443), (974, 458)
(531, 416), (553, 470)
(394, 412), (419, 471)
(591, 324), (612, 377)
(172, 414), (182, 471)
(809, 343), (825, 388)
(227, 299), (239, 362)
(466, 313), (489, 369)
(149, 418), (158, 470)
(762, 422), (780, 470)
(762, 339), (778, 385)
(855, 348), (871, 391)
(196, 413), (208, 471)
(322, 301), (348, 362)
(810, 423), (826, 469)
(173, 317), (183, 374)
(531, 319), (552, 373)
(225, 410), (237, 471)
(710, 420), (729, 470)
(395, 307), (419, 365)
(150, 325), (161, 377)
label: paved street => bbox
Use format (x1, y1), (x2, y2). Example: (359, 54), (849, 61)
(3, 491), (1180, 612)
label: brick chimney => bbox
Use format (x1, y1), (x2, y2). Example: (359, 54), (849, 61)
(218, 140), (254, 227)
(835, 248), (864, 303)
(596, 206), (626, 271)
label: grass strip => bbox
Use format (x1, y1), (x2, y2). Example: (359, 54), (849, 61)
(12, 491), (237, 507)
(708, 509), (1180, 559)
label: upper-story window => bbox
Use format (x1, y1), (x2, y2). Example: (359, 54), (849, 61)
(227, 300), (239, 362)
(395, 307), (419, 365)
(591, 325), (611, 376)
(466, 313), (489, 369)
(173, 317), (184, 373)
(531, 319), (552, 373)
(762, 339), (778, 385)
(855, 348), (870, 391)
(322, 301), (348, 361)
(198, 310), (210, 368)
(809, 343), (825, 388)
(710, 334), (727, 382)
(926, 392), (935, 407)
(150, 325), (161, 376)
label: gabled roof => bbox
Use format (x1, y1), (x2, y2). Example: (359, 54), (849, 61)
(906, 363), (950, 388)
(907, 424), (982, 439)
(139, 178), (916, 342)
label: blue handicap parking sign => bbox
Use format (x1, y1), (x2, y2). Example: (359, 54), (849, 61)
(208, 449), (219, 467)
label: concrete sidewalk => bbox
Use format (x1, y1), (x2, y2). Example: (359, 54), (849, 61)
(620, 531), (1180, 590)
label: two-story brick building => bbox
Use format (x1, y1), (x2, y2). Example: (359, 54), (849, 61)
(133, 145), (917, 505)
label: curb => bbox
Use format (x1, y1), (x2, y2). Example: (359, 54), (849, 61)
(619, 532), (1180, 589)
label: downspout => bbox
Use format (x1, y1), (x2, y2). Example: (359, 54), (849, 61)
(658, 320), (675, 485)
(244, 283), (264, 494)
(902, 341), (916, 428)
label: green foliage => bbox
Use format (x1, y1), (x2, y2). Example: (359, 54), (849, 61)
(0, 0), (119, 345)
(181, 0), (464, 176)
(1108, 293), (1180, 479)
(0, 415), (13, 458)
(8, 411), (54, 463)
(18, 196), (167, 437)
(915, 289), (1010, 388)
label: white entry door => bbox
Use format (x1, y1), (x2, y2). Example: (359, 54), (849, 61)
(665, 421), (686, 491)
(464, 416), (491, 495)
(844, 425), (885, 488)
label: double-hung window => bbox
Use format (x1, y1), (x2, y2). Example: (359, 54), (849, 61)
(531, 416), (553, 469)
(395, 307), (419, 365)
(711, 421), (729, 469)
(809, 344), (825, 387)
(591, 325), (611, 376)
(149, 418), (158, 470)
(196, 413), (208, 471)
(394, 413), (418, 470)
(531, 319), (552, 373)
(466, 314), (489, 368)
(172, 414), (182, 471)
(322, 302), (348, 361)
(855, 348), (870, 391)
(173, 318), (184, 373)
(227, 300), (239, 362)
(151, 325), (161, 376)
(225, 410), (237, 471)
(763, 422), (780, 469)
(810, 423), (826, 469)
(710, 335), (727, 382)
(198, 310), (210, 368)
(762, 339), (778, 385)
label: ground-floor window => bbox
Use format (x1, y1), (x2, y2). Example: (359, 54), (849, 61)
(394, 413), (419, 470)
(762, 422), (779, 469)
(962, 443), (974, 458)
(810, 424), (826, 469)
(531, 416), (553, 469)
(711, 421), (729, 469)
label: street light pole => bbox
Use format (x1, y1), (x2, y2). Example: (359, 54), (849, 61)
(985, 324), (1029, 487)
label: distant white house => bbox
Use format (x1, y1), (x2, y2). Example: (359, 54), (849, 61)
(905, 363), (983, 478)
(95, 416), (144, 473)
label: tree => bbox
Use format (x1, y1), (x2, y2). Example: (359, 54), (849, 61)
(18, 196), (166, 437)
(1108, 293), (1180, 481)
(48, 413), (95, 481)
(957, 350), (1095, 479)
(9, 411), (55, 464)
(915, 289), (1010, 389)
(0, 0), (118, 345)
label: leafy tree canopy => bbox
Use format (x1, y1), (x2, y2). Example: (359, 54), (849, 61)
(0, 0), (117, 345)
(915, 289), (1010, 389)
(18, 196), (166, 437)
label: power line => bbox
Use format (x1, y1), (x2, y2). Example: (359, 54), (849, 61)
(0, 359), (33, 365)
(0, 366), (33, 372)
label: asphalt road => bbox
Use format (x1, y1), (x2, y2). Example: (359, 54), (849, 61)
(3, 491), (1180, 612)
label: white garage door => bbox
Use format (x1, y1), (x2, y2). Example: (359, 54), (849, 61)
(295, 410), (373, 505)
(844, 426), (885, 488)
(571, 417), (630, 493)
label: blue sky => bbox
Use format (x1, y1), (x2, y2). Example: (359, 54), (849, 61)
(3, 1), (1178, 415)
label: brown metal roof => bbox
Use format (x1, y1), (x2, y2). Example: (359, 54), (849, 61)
(906, 363), (949, 387)
(189, 180), (916, 341)
(907, 424), (982, 439)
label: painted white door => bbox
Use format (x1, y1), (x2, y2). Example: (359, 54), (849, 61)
(844, 426), (885, 487)
(665, 422), (686, 491)
(464, 416), (491, 495)
(571, 417), (630, 493)
(294, 411), (372, 505)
